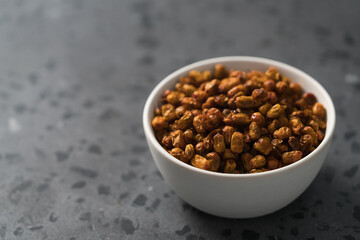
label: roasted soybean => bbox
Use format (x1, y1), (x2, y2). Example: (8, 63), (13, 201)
(152, 65), (327, 173)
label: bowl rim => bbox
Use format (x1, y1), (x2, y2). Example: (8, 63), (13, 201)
(143, 56), (336, 178)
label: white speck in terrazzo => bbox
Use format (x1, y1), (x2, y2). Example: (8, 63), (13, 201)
(8, 117), (22, 133)
(148, 186), (153, 191)
(345, 73), (360, 85)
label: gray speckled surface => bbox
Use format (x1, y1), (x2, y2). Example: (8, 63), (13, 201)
(0, 0), (359, 239)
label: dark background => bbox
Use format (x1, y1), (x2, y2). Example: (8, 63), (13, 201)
(0, 0), (359, 239)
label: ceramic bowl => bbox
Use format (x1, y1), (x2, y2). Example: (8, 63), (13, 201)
(143, 56), (336, 218)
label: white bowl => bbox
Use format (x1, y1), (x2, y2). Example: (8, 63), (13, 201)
(143, 56), (336, 218)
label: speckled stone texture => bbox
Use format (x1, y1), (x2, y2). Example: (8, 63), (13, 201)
(0, 0), (359, 239)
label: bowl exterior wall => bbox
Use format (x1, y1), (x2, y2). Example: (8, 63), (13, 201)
(147, 134), (332, 218)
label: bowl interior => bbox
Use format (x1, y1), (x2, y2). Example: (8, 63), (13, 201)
(143, 56), (336, 177)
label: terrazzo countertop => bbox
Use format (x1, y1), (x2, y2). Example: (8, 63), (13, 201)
(0, 0), (359, 239)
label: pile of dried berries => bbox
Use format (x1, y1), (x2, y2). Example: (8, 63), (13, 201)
(152, 64), (327, 173)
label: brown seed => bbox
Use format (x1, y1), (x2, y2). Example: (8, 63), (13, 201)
(162, 90), (171, 100)
(195, 142), (207, 155)
(222, 126), (235, 145)
(253, 137), (272, 155)
(230, 132), (244, 153)
(191, 154), (220, 171)
(295, 98), (307, 110)
(251, 112), (265, 127)
(249, 122), (261, 141)
(312, 102), (326, 120)
(308, 120), (319, 131)
(249, 155), (266, 169)
(204, 79), (220, 96)
(166, 91), (185, 105)
(214, 64), (227, 79)
(302, 126), (318, 145)
(178, 111), (194, 131)
(170, 148), (187, 162)
(152, 116), (168, 130)
(273, 127), (292, 140)
(241, 152), (253, 172)
(229, 70), (243, 78)
(191, 154), (208, 170)
(205, 152), (221, 171)
(223, 159), (237, 173)
(171, 130), (186, 149)
(181, 97), (199, 109)
(202, 136), (213, 152)
(282, 151), (303, 164)
(268, 119), (280, 135)
(223, 148), (236, 160)
(218, 77), (241, 93)
(180, 84), (197, 96)
(188, 70), (203, 84)
(275, 81), (288, 94)
(263, 80), (276, 91)
(175, 106), (187, 118)
(192, 90), (208, 103)
(266, 91), (278, 105)
(278, 116), (289, 127)
(289, 117), (304, 135)
(265, 66), (281, 81)
(155, 107), (161, 116)
(267, 104), (283, 119)
(202, 96), (216, 109)
(303, 92), (317, 105)
(206, 108), (223, 129)
(213, 133), (226, 153)
(227, 85), (246, 98)
(161, 104), (176, 121)
(289, 82), (302, 96)
(162, 135), (172, 149)
(288, 136), (300, 150)
(223, 112), (249, 126)
(267, 155), (279, 170)
(191, 109), (201, 116)
(251, 88), (267, 102)
(235, 96), (256, 109)
(202, 70), (213, 82)
(282, 76), (291, 84)
(193, 114), (207, 134)
(258, 103), (272, 116)
(184, 144), (195, 162)
(300, 134), (313, 152)
(184, 129), (194, 143)
(180, 76), (196, 85)
(232, 112), (251, 126)
(214, 94), (228, 108)
(317, 130), (325, 141)
(244, 80), (262, 93)
(247, 70), (264, 79)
